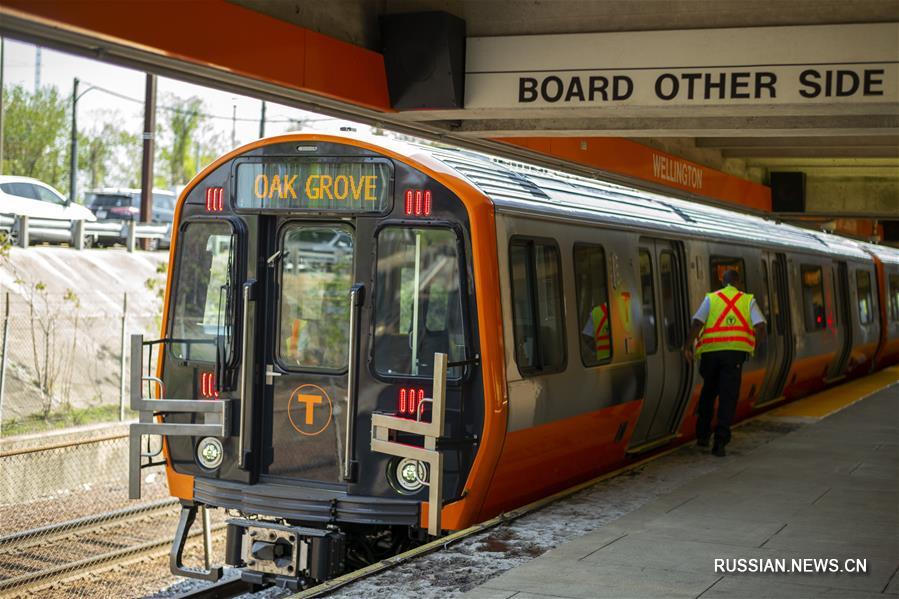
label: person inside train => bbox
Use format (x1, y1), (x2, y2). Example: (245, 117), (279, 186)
(581, 302), (611, 362)
(683, 269), (766, 457)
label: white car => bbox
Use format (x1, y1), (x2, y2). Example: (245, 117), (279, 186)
(0, 176), (96, 244)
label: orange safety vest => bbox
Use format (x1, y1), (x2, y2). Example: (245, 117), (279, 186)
(591, 304), (611, 361)
(696, 286), (756, 356)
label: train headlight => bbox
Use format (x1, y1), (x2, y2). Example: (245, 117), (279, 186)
(197, 437), (223, 469)
(394, 458), (427, 493)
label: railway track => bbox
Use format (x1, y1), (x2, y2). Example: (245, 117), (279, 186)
(0, 498), (224, 597)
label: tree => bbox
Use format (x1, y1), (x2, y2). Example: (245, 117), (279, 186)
(1, 84), (69, 193)
(156, 94), (223, 187)
(77, 119), (140, 191)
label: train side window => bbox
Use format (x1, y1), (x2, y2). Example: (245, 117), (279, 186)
(638, 249), (658, 355)
(278, 224), (354, 371)
(831, 266), (839, 326)
(890, 274), (899, 322)
(760, 261), (773, 333)
(169, 221), (235, 363)
(510, 238), (566, 375)
(659, 251), (683, 350)
(709, 256), (746, 291)
(573, 244), (612, 366)
(800, 265), (827, 331)
(856, 269), (875, 325)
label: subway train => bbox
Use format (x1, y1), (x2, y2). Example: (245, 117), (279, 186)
(129, 133), (899, 588)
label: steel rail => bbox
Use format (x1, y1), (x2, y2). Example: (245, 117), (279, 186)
(173, 576), (262, 599)
(0, 498), (178, 551)
(0, 522), (227, 594)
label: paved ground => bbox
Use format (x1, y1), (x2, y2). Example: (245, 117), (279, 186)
(463, 382), (899, 599)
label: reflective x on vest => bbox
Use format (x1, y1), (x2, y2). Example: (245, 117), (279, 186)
(592, 304), (611, 360)
(697, 288), (755, 355)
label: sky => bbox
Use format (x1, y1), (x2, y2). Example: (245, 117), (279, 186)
(2, 37), (370, 153)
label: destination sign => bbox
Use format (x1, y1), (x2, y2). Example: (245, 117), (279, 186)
(235, 160), (391, 212)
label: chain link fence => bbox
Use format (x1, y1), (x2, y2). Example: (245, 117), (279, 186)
(0, 291), (161, 437)
(0, 289), (205, 596)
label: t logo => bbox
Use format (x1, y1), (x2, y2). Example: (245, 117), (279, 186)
(287, 384), (333, 436)
(297, 394), (322, 425)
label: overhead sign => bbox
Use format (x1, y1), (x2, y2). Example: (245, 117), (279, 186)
(465, 23), (899, 109)
(235, 160), (391, 212)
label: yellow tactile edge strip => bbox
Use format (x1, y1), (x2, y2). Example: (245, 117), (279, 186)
(769, 366), (899, 419)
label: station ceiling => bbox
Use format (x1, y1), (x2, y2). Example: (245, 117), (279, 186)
(2, 0), (897, 236)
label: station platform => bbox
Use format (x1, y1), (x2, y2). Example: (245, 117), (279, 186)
(463, 371), (899, 599)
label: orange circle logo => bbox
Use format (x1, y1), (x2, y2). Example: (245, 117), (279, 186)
(287, 384), (333, 436)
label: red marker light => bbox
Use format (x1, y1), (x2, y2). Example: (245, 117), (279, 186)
(397, 387), (426, 418)
(200, 372), (219, 398)
(205, 187), (224, 212)
(403, 189), (432, 217)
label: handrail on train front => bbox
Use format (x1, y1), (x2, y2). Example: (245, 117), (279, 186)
(127, 334), (232, 501)
(370, 352), (447, 536)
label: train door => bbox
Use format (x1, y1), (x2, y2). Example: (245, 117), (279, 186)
(629, 238), (691, 450)
(257, 217), (366, 485)
(827, 261), (853, 380)
(756, 252), (794, 405)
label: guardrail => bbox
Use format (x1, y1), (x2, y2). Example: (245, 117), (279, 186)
(0, 214), (168, 252)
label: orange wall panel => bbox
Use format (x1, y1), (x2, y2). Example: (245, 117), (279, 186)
(497, 137), (772, 212)
(2, 0), (392, 112)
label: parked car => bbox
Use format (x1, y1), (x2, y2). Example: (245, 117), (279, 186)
(86, 188), (176, 250)
(0, 175), (96, 245)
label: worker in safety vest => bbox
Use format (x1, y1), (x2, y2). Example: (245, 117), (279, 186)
(582, 303), (611, 362)
(683, 269), (766, 457)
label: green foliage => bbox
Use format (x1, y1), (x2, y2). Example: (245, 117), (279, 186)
(156, 94), (224, 187)
(1, 84), (69, 193)
(77, 119), (140, 191)
(2, 404), (136, 436)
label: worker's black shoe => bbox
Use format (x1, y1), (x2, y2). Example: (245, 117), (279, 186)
(711, 442), (726, 457)
(697, 437), (710, 448)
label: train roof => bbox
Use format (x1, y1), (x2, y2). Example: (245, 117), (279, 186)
(248, 133), (894, 263)
(861, 241), (899, 266)
(420, 144), (877, 260)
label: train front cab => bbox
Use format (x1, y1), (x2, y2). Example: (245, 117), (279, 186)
(128, 136), (505, 589)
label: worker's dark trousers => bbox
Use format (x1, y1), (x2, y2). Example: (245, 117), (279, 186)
(696, 350), (748, 446)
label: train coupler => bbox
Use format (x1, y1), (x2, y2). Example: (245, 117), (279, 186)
(225, 519), (346, 590)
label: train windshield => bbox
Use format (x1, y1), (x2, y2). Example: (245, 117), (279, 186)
(374, 227), (466, 379)
(170, 221), (235, 362)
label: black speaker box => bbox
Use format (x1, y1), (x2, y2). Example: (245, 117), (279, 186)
(380, 12), (466, 110)
(770, 172), (806, 212)
(882, 220), (899, 242)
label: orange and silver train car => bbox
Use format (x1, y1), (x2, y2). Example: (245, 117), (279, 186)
(128, 134), (899, 588)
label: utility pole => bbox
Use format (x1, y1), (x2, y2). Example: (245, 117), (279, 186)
(139, 74), (157, 248)
(259, 100), (266, 138)
(231, 103), (237, 148)
(69, 78), (79, 202)
(0, 37), (5, 175)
